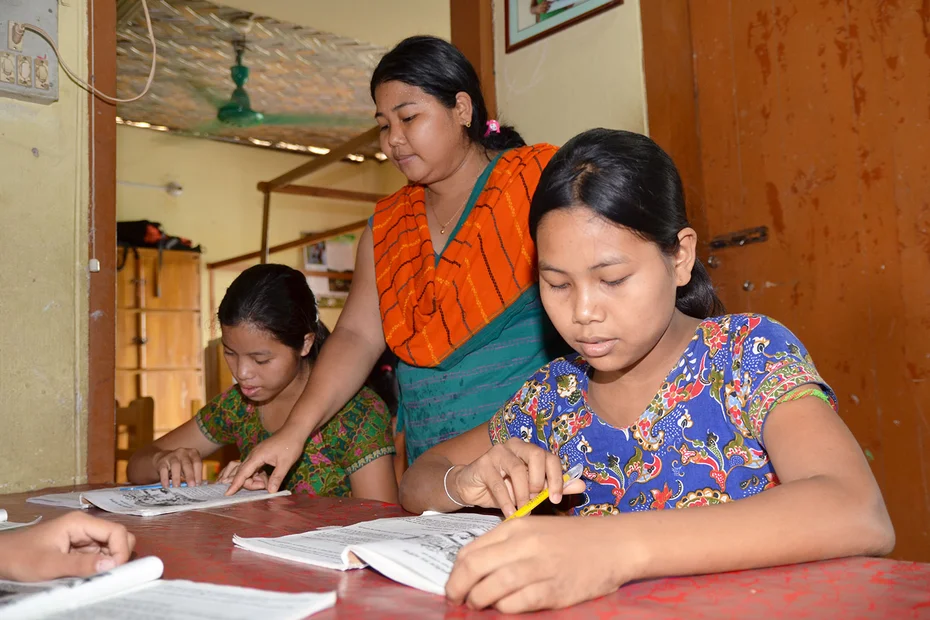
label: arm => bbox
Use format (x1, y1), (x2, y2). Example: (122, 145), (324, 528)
(444, 391), (895, 613)
(0, 512), (136, 582)
(399, 424), (581, 516)
(229, 227), (387, 494)
(126, 418), (222, 487)
(349, 456), (399, 503)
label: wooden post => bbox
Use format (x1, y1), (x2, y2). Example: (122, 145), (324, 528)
(259, 191), (271, 264)
(450, 0), (496, 116)
(87, 0), (118, 483)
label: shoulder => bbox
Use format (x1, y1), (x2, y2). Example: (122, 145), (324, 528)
(719, 313), (809, 355)
(199, 386), (247, 419)
(372, 184), (422, 225)
(337, 386), (390, 420)
(499, 143), (559, 169)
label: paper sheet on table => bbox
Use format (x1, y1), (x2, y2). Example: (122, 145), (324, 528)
(233, 513), (500, 583)
(26, 491), (91, 510)
(0, 509), (41, 531)
(0, 556), (335, 620)
(82, 484), (290, 517)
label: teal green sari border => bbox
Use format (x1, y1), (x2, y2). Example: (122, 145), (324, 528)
(435, 150), (508, 266)
(434, 284), (541, 371)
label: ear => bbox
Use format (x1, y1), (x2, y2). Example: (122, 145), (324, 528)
(453, 91), (474, 127)
(301, 332), (315, 358)
(673, 228), (698, 287)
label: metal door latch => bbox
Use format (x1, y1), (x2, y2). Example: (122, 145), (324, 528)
(708, 226), (768, 250)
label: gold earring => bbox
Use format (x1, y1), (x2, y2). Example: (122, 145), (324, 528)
(465, 121), (472, 128)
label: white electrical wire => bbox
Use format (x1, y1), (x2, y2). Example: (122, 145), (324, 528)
(24, 0), (157, 104)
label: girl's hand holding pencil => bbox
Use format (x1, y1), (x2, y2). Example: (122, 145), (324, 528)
(444, 439), (585, 517)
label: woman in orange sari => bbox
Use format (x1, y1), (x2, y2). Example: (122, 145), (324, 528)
(228, 36), (565, 494)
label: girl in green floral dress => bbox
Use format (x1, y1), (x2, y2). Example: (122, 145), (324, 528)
(127, 264), (397, 502)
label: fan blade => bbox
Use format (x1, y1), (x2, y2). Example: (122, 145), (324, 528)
(187, 80), (228, 109)
(192, 119), (227, 134)
(260, 112), (371, 128)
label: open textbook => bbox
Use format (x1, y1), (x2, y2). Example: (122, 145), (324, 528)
(0, 509), (41, 531)
(24, 484), (290, 517)
(0, 556), (336, 620)
(234, 512), (502, 596)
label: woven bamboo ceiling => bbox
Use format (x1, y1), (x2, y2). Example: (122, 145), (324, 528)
(116, 0), (386, 157)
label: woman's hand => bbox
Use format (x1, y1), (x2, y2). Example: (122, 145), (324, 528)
(0, 512), (136, 582)
(447, 439), (585, 516)
(152, 448), (203, 488)
(217, 460), (270, 491)
(226, 427), (306, 495)
(446, 516), (633, 613)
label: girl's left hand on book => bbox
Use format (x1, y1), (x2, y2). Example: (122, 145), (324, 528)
(445, 516), (633, 613)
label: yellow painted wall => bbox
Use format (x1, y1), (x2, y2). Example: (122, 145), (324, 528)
(214, 0), (450, 48)
(493, 0), (647, 146)
(116, 126), (405, 339)
(0, 2), (90, 491)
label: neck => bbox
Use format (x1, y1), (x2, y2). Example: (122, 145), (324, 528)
(257, 361), (311, 421)
(425, 144), (487, 200)
(590, 310), (702, 401)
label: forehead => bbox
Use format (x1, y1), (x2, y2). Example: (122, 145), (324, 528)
(536, 207), (656, 263)
(373, 80), (435, 110)
(220, 322), (282, 349)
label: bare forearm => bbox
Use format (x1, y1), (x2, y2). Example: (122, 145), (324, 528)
(126, 446), (161, 483)
(284, 326), (385, 437)
(399, 454), (467, 514)
(619, 477), (894, 584)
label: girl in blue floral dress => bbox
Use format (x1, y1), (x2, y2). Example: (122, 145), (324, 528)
(399, 129), (894, 613)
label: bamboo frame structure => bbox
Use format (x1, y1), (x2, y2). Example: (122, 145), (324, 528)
(205, 126), (383, 325)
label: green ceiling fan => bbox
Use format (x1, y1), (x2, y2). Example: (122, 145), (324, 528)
(193, 39), (369, 132)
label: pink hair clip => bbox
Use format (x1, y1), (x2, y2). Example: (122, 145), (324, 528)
(484, 119), (501, 137)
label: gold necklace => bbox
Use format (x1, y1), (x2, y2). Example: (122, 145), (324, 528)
(428, 173), (481, 235)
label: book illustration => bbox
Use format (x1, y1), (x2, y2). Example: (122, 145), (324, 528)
(81, 484), (291, 517)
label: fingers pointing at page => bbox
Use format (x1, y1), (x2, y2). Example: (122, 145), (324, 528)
(225, 430), (303, 495)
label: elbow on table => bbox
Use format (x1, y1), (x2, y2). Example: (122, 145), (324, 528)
(855, 491), (896, 557)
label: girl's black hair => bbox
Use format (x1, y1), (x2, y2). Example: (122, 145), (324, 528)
(529, 128), (725, 319)
(370, 35), (525, 151)
(218, 264), (329, 360)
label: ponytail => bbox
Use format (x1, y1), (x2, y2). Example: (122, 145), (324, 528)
(677, 259), (725, 319)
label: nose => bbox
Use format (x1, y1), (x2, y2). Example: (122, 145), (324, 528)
(386, 123), (405, 148)
(234, 358), (256, 381)
(572, 287), (605, 325)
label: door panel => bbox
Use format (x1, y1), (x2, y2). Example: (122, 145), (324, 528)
(645, 0), (930, 560)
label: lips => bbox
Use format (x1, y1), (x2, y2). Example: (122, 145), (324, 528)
(239, 385), (261, 398)
(393, 153), (416, 166)
(577, 338), (618, 358)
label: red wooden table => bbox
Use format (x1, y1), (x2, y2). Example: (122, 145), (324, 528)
(2, 487), (929, 619)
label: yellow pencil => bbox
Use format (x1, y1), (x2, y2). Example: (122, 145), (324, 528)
(504, 463), (584, 521)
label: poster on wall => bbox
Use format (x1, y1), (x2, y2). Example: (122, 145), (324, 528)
(505, 0), (624, 53)
(302, 233), (356, 309)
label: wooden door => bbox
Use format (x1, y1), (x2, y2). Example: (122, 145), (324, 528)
(644, 0), (930, 561)
(116, 248), (204, 477)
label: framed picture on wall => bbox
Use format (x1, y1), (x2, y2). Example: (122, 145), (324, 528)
(505, 0), (623, 53)
(301, 233), (356, 309)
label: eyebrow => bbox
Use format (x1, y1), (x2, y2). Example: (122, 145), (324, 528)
(374, 101), (417, 118)
(538, 257), (629, 273)
(221, 341), (272, 356)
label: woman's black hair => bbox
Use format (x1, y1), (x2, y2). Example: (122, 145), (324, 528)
(218, 264), (329, 360)
(529, 128), (725, 319)
(370, 35), (525, 151)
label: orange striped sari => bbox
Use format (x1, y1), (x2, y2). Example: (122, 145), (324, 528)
(371, 144), (557, 368)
